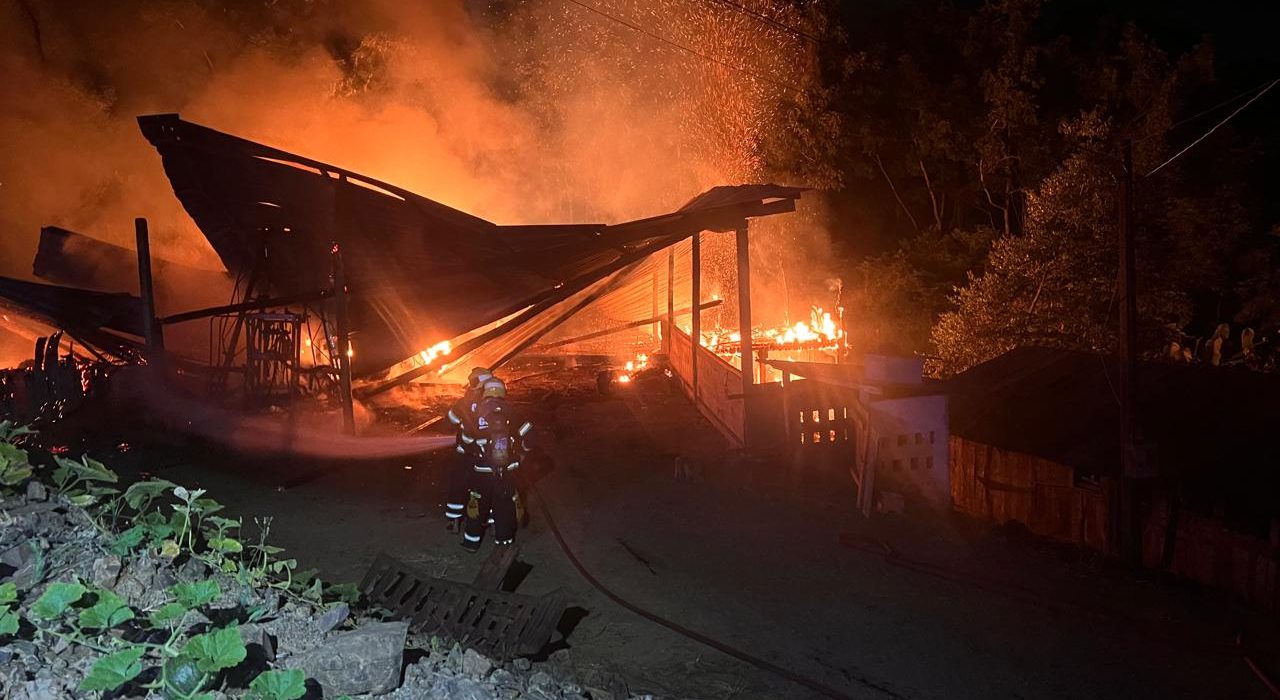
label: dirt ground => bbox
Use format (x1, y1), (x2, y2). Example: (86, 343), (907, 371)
(70, 365), (1278, 700)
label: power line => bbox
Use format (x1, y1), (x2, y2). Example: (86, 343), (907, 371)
(702, 0), (821, 44)
(1165, 77), (1280, 134)
(559, 0), (810, 96)
(1145, 78), (1278, 177)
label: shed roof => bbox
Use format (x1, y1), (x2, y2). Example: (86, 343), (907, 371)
(138, 114), (804, 375)
(947, 346), (1280, 480)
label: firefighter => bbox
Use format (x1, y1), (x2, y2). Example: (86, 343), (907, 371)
(444, 367), (493, 533)
(462, 378), (533, 551)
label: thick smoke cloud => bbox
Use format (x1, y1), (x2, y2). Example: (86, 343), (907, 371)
(0, 0), (837, 339)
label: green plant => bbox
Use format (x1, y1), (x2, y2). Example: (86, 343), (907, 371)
(78, 589), (134, 630)
(248, 669), (306, 700)
(51, 455), (119, 507)
(0, 441), (33, 489)
(0, 582), (20, 636)
(79, 646), (146, 692)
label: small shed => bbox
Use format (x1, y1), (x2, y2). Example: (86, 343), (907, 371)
(948, 346), (1280, 612)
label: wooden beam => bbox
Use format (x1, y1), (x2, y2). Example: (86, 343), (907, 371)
(134, 218), (164, 365)
(666, 247), (675, 353)
(691, 232), (701, 404)
(332, 247), (355, 435)
(736, 224), (753, 447)
(532, 300), (722, 351)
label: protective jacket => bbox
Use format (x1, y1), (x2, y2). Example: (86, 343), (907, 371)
(447, 387), (485, 458)
(471, 397), (533, 475)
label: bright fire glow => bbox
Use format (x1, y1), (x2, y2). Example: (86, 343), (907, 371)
(697, 306), (844, 351)
(418, 340), (453, 366)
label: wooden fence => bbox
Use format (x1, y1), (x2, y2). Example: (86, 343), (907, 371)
(952, 435), (1280, 614)
(1143, 507), (1280, 614)
(949, 436), (1112, 552)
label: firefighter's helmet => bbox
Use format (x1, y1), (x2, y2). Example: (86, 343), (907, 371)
(468, 367), (494, 387)
(482, 378), (507, 398)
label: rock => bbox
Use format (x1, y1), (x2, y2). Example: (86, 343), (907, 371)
(239, 623), (276, 662)
(0, 648), (12, 664)
(91, 555), (122, 589)
(316, 602), (349, 635)
(585, 688), (617, 700)
(512, 657), (532, 672)
(113, 575), (147, 606)
(241, 624), (280, 665)
(24, 481), (46, 503)
(528, 671), (559, 694)
(176, 557), (208, 582)
(462, 648), (493, 678)
(0, 542), (37, 590)
(283, 621), (409, 698)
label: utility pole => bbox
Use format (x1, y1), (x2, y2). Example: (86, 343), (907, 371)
(1117, 140), (1140, 562)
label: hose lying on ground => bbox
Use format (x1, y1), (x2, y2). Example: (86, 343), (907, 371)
(531, 482), (902, 700)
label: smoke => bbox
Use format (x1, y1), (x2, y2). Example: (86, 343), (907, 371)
(0, 0), (838, 334)
(110, 366), (456, 459)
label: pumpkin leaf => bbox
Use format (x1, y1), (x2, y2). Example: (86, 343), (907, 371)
(149, 602), (188, 627)
(171, 580), (220, 609)
(29, 581), (86, 619)
(79, 646), (145, 692)
(184, 625), (246, 673)
(109, 525), (146, 556)
(79, 590), (135, 630)
(53, 454), (117, 483)
(123, 479), (176, 511)
(0, 606), (19, 636)
(248, 669), (306, 700)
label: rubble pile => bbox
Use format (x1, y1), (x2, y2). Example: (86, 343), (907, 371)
(0, 441), (642, 700)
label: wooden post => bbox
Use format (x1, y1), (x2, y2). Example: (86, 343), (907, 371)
(1118, 140), (1140, 561)
(651, 262), (661, 347)
(691, 232), (701, 404)
(666, 247), (675, 354)
(332, 245), (356, 435)
(134, 218), (165, 366)
(735, 224), (753, 446)
(781, 367), (793, 448)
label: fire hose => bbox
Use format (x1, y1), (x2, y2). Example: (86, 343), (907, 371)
(530, 482), (903, 700)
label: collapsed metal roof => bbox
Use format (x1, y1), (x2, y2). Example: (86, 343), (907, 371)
(137, 113), (805, 376)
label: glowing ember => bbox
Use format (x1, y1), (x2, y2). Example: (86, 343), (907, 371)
(617, 373), (633, 384)
(624, 353), (650, 373)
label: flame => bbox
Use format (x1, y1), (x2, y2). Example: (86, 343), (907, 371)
(617, 374), (632, 383)
(695, 306), (843, 350)
(418, 340), (452, 366)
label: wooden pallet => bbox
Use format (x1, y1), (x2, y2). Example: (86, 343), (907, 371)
(358, 552), (565, 659)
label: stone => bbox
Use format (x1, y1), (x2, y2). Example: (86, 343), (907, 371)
(24, 481), (46, 503)
(316, 602), (349, 635)
(176, 557), (208, 582)
(462, 648), (493, 678)
(0, 542), (37, 590)
(512, 657), (532, 672)
(528, 671), (559, 694)
(283, 621), (409, 698)
(585, 688), (617, 700)
(239, 623), (276, 662)
(91, 555), (122, 589)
